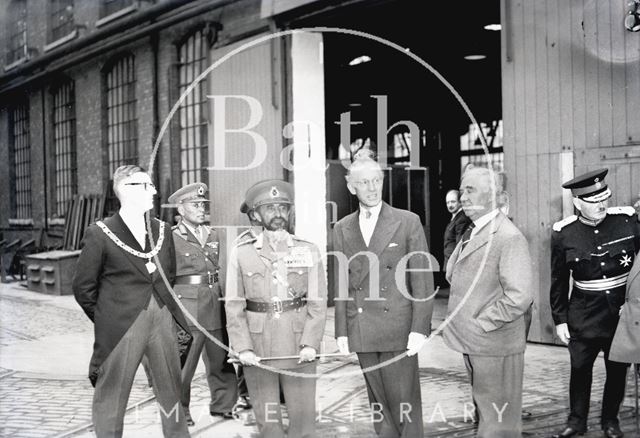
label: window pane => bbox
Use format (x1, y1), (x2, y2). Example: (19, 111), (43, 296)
(50, 0), (74, 42)
(177, 30), (208, 185)
(11, 101), (32, 219)
(105, 54), (138, 177)
(53, 80), (77, 217)
(7, 0), (27, 64)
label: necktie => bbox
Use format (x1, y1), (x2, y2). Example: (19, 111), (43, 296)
(363, 208), (372, 219)
(460, 223), (476, 253)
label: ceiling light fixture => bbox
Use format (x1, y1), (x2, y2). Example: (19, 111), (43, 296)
(464, 55), (487, 61)
(349, 55), (371, 66)
(484, 23), (502, 31)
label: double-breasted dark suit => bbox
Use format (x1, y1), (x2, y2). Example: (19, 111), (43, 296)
(172, 222), (238, 416)
(442, 209), (472, 270)
(73, 213), (191, 437)
(333, 202), (434, 437)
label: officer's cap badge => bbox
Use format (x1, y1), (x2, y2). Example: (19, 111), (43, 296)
(270, 186), (280, 198)
(197, 186), (205, 196)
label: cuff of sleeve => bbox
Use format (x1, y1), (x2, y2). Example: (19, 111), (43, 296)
(231, 341), (254, 355)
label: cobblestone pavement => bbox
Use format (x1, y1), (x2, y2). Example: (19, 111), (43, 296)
(0, 284), (638, 438)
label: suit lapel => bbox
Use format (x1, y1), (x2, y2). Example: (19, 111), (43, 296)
(342, 212), (367, 254)
(107, 214), (151, 278)
(455, 213), (504, 264)
(367, 203), (400, 256)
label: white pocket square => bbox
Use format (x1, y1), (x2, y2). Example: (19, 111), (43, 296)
(389, 243), (399, 247)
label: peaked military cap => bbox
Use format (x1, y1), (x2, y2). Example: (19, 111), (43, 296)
(167, 182), (210, 206)
(562, 168), (611, 203)
(244, 179), (293, 210)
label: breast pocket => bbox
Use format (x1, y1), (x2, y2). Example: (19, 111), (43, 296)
(243, 269), (266, 298)
(287, 268), (309, 296)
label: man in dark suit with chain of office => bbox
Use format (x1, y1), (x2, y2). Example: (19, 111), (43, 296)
(73, 165), (191, 438)
(550, 168), (640, 438)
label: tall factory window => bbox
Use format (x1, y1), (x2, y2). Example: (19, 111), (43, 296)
(50, 0), (75, 42)
(104, 53), (138, 176)
(10, 101), (32, 220)
(52, 80), (77, 218)
(7, 0), (28, 65)
(460, 120), (504, 172)
(177, 28), (209, 185)
(100, 0), (134, 18)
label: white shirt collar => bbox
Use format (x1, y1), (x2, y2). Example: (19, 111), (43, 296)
(471, 209), (500, 236)
(359, 202), (382, 220)
(119, 209), (146, 231)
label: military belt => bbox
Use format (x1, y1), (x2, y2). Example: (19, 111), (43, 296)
(246, 296), (306, 314)
(573, 272), (628, 291)
(175, 273), (218, 285)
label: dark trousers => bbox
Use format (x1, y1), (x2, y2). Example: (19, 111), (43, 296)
(92, 297), (190, 438)
(567, 337), (629, 431)
(180, 328), (238, 414)
(244, 362), (317, 438)
(237, 365), (250, 398)
(463, 353), (524, 438)
(357, 352), (423, 438)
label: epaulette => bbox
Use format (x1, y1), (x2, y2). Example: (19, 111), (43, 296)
(607, 206), (635, 216)
(553, 215), (577, 232)
(234, 235), (257, 247)
(292, 234), (313, 244)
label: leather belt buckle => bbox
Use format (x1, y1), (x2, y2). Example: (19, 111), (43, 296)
(207, 272), (218, 285)
(271, 296), (283, 319)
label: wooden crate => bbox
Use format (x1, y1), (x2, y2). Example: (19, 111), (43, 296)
(26, 250), (82, 295)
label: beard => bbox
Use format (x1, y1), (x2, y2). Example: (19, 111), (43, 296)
(265, 217), (288, 231)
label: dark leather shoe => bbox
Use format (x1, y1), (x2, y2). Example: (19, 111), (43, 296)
(210, 411), (234, 420)
(603, 425), (624, 438)
(184, 410), (195, 427)
(551, 427), (584, 438)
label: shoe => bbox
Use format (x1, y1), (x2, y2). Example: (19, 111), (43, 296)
(551, 427), (585, 438)
(603, 425), (624, 438)
(184, 410), (195, 427)
(234, 395), (252, 411)
(210, 411), (234, 420)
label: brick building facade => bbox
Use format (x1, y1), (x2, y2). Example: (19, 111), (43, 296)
(0, 0), (267, 245)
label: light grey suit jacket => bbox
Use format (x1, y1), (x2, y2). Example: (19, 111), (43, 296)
(443, 212), (533, 356)
(610, 255), (640, 364)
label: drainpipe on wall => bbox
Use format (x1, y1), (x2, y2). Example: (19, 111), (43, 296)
(41, 88), (48, 232)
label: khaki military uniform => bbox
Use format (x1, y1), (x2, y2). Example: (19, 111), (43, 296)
(173, 221), (238, 416)
(225, 232), (327, 438)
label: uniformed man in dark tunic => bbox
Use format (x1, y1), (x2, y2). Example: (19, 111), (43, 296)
(168, 183), (238, 425)
(550, 169), (640, 438)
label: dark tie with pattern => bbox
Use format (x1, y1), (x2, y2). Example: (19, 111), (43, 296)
(460, 223), (476, 253)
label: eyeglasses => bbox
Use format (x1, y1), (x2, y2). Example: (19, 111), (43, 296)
(124, 182), (156, 191)
(351, 177), (383, 189)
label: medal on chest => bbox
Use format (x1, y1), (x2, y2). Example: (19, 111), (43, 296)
(283, 246), (313, 268)
(145, 260), (157, 274)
